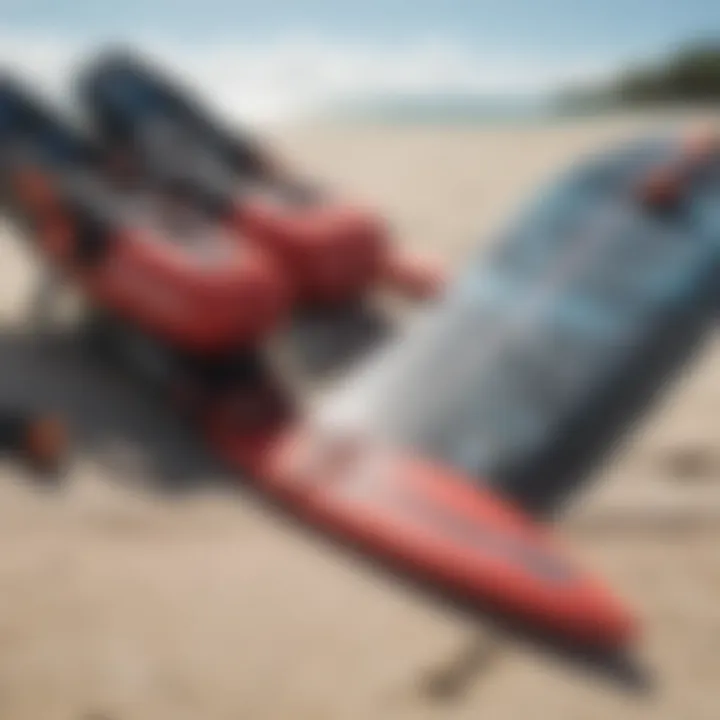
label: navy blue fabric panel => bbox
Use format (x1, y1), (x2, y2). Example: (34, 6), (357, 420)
(89, 64), (171, 120)
(0, 81), (87, 166)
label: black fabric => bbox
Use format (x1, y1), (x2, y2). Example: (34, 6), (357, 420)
(81, 51), (267, 180)
(162, 177), (233, 219)
(0, 77), (96, 167)
(0, 411), (31, 451)
(72, 210), (113, 265)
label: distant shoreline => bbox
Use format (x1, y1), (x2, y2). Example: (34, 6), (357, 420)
(311, 99), (720, 127)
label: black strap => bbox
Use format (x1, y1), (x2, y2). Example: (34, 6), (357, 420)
(73, 210), (113, 265)
(0, 411), (32, 451)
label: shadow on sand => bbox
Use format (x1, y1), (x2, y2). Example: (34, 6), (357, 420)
(0, 302), (394, 491)
(0, 313), (654, 698)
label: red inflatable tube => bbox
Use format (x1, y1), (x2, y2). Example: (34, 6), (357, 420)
(17, 169), (290, 353)
(81, 230), (289, 352)
(381, 251), (446, 301)
(231, 197), (444, 306)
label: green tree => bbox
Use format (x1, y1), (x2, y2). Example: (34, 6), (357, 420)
(557, 40), (720, 110)
(618, 42), (720, 103)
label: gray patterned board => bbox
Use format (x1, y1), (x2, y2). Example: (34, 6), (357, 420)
(330, 137), (720, 515)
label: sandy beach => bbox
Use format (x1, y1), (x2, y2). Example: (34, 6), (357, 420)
(0, 114), (718, 719)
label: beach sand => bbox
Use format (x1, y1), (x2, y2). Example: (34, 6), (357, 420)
(0, 115), (718, 719)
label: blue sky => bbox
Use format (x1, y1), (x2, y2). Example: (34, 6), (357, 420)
(1, 0), (718, 57)
(0, 1), (717, 121)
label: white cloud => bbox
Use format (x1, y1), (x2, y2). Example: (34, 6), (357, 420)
(0, 29), (621, 123)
